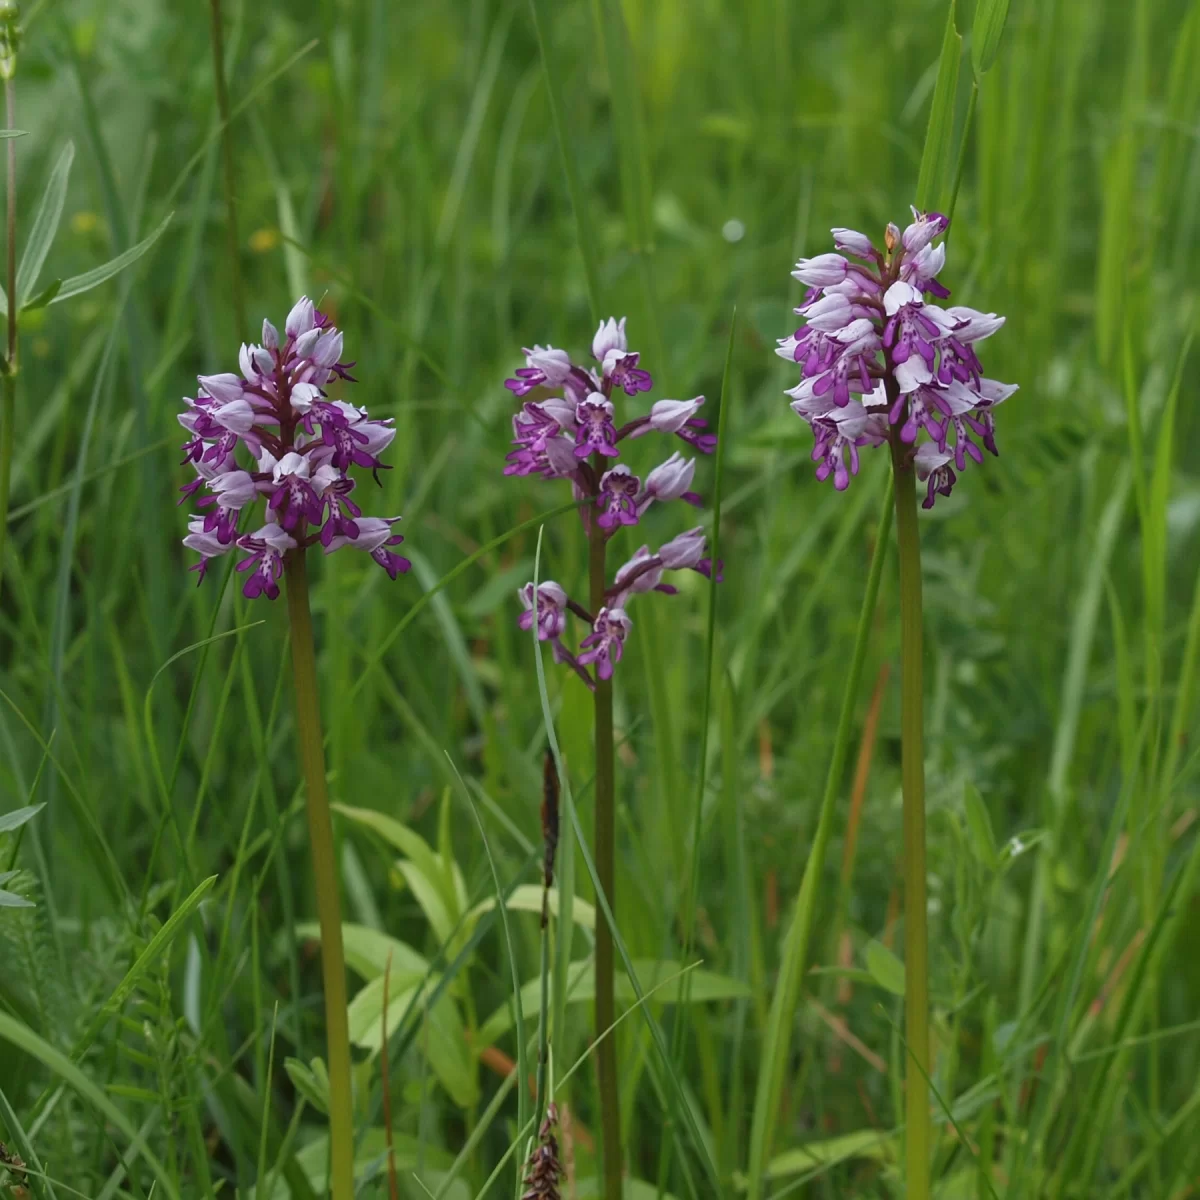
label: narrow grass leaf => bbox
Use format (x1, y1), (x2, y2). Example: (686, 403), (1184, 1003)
(0, 1013), (182, 1200)
(914, 0), (962, 211)
(49, 211), (174, 306)
(971, 0), (1011, 78)
(16, 141), (74, 304)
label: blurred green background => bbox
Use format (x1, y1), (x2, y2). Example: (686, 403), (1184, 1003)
(1, 0), (1199, 1195)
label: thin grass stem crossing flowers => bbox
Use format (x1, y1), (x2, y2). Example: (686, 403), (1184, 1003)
(775, 209), (1013, 1199)
(503, 317), (719, 1200)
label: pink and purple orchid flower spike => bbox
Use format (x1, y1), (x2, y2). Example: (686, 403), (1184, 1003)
(780, 209), (1016, 507)
(178, 296), (410, 597)
(505, 316), (721, 688)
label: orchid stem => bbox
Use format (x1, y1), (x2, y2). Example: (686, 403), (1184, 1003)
(284, 551), (355, 1200)
(890, 429), (931, 1200)
(589, 518), (621, 1200)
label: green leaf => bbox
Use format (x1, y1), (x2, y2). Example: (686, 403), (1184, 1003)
(766, 1128), (895, 1178)
(347, 976), (478, 1108)
(283, 1057), (328, 1115)
(464, 884), (597, 933)
(336, 806), (460, 936)
(477, 959), (751, 1048)
(914, 0), (963, 212)
(0, 803), (44, 833)
(574, 1181), (680, 1200)
(0, 887), (33, 908)
(295, 922), (428, 983)
(865, 939), (906, 996)
(248, 1130), (457, 1200)
(395, 860), (457, 948)
(16, 142), (74, 304)
(963, 784), (998, 869)
(0, 1011), (181, 1200)
(21, 279), (62, 311)
(49, 211), (173, 307)
(971, 0), (1011, 77)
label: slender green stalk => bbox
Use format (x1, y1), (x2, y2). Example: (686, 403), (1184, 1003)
(745, 471), (894, 1199)
(535, 750), (558, 1125)
(589, 515), (621, 1200)
(284, 552), (355, 1200)
(0, 66), (17, 602)
(208, 0), (246, 335)
(889, 429), (931, 1200)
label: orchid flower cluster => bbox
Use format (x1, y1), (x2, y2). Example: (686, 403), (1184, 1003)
(505, 317), (718, 686)
(178, 297), (410, 599)
(779, 209), (1016, 507)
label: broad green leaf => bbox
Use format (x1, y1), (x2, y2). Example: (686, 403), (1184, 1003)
(575, 1180), (680, 1199)
(0, 871), (15, 885)
(248, 1129), (460, 1200)
(765, 1127), (895, 1178)
(333, 803), (459, 926)
(0, 887), (33, 908)
(477, 959), (751, 1048)
(347, 976), (478, 1108)
(464, 884), (597, 933)
(283, 1057), (328, 1115)
(964, 784), (998, 869)
(865, 939), (906, 996)
(294, 921), (427, 983)
(971, 0), (1011, 77)
(395, 860), (456, 947)
(17, 141), (74, 304)
(47, 211), (173, 308)
(0, 803), (45, 834)
(914, 0), (963, 212)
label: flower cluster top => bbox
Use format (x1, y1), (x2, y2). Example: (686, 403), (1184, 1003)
(504, 317), (719, 686)
(178, 297), (410, 599)
(779, 209), (1016, 507)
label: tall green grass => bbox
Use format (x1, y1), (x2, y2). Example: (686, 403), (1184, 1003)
(0, 0), (1199, 1196)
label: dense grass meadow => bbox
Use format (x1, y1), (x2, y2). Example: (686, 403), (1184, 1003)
(3, 0), (1200, 1195)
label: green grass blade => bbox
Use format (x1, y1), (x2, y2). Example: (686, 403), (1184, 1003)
(0, 1012), (182, 1200)
(915, 0), (963, 211)
(971, 0), (1011, 79)
(15, 141), (74, 306)
(527, 0), (602, 319)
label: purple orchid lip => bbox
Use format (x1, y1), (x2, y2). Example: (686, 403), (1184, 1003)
(178, 297), (411, 597)
(502, 317), (723, 685)
(779, 212), (1015, 503)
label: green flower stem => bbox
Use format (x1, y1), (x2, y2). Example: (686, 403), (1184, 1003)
(889, 429), (931, 1200)
(588, 518), (621, 1200)
(745, 472), (893, 1200)
(0, 75), (17, 603)
(208, 0), (245, 336)
(284, 551), (355, 1200)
